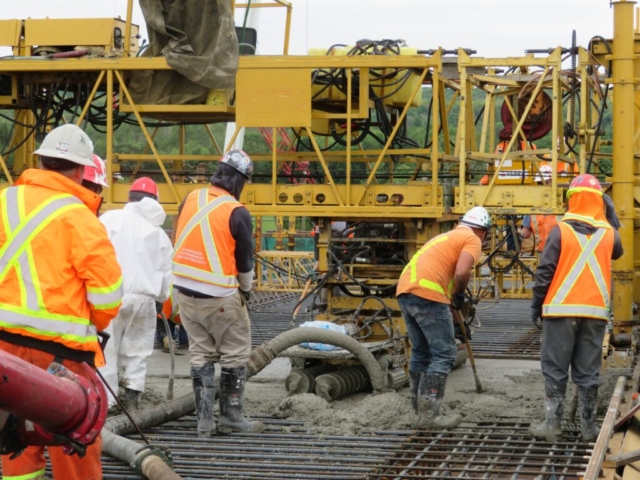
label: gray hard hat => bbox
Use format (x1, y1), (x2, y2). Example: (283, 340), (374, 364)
(219, 149), (253, 179)
(34, 124), (94, 167)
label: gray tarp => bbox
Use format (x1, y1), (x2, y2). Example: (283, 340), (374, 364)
(129, 0), (239, 105)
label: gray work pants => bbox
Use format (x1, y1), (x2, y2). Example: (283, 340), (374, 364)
(540, 317), (606, 390)
(177, 290), (251, 369)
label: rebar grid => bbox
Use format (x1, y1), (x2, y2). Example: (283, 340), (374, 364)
(98, 417), (588, 480)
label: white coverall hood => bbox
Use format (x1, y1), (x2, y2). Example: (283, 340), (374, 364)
(126, 196), (167, 226)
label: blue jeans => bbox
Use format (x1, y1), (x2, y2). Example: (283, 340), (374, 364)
(398, 293), (457, 376)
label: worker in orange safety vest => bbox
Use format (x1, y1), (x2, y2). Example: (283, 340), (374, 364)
(0, 124), (123, 480)
(396, 206), (491, 429)
(173, 149), (264, 437)
(530, 174), (623, 443)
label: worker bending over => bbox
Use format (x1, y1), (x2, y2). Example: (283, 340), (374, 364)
(530, 174), (623, 442)
(396, 206), (491, 428)
(0, 125), (123, 480)
(173, 150), (263, 437)
(99, 178), (173, 410)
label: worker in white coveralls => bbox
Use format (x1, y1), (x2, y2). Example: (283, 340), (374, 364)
(99, 177), (173, 410)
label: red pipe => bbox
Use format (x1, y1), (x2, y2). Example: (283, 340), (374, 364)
(0, 349), (107, 453)
(0, 350), (87, 432)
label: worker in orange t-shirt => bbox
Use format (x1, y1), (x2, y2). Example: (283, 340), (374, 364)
(396, 206), (491, 429)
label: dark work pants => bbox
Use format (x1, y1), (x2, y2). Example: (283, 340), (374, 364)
(398, 293), (457, 376)
(540, 317), (606, 389)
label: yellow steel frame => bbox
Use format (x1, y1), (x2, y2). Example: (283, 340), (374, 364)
(0, 1), (635, 322)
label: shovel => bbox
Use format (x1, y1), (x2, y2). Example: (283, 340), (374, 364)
(452, 308), (484, 393)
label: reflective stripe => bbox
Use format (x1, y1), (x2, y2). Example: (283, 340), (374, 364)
(86, 278), (123, 307)
(172, 263), (239, 287)
(5, 187), (20, 232)
(402, 235), (449, 283)
(562, 213), (610, 228)
(3, 468), (46, 480)
(549, 228), (607, 305)
(0, 305), (95, 343)
(17, 251), (39, 311)
(0, 195), (82, 283)
(543, 304), (610, 318)
(174, 191), (235, 251)
(418, 279), (445, 295)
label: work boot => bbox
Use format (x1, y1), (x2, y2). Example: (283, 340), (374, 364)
(529, 380), (565, 441)
(578, 386), (599, 443)
(418, 374), (462, 429)
(123, 387), (140, 411)
(191, 362), (217, 437)
(162, 336), (171, 351)
(218, 367), (265, 434)
(409, 371), (422, 414)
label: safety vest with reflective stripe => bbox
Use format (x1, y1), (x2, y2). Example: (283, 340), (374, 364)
(542, 222), (614, 320)
(531, 215), (561, 252)
(0, 185), (123, 365)
(396, 227), (480, 304)
(173, 187), (242, 289)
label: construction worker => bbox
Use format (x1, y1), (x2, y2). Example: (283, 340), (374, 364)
(173, 149), (264, 437)
(156, 287), (189, 353)
(82, 154), (109, 195)
(396, 206), (492, 428)
(99, 177), (173, 410)
(0, 124), (123, 480)
(520, 166), (558, 253)
(530, 174), (623, 442)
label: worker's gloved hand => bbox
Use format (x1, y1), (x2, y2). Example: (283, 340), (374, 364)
(155, 301), (163, 315)
(531, 315), (543, 330)
(240, 289), (251, 302)
(451, 292), (466, 310)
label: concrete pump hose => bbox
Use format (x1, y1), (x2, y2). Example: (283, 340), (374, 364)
(102, 429), (182, 480)
(105, 393), (198, 436)
(248, 328), (388, 392)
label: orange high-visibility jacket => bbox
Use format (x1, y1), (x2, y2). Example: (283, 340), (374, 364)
(161, 286), (181, 324)
(531, 215), (560, 252)
(173, 186), (242, 289)
(0, 169), (123, 366)
(542, 222), (614, 320)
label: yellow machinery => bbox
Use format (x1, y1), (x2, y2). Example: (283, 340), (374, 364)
(0, 0), (636, 390)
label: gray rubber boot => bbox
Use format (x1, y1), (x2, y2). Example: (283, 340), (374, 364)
(409, 371), (422, 414)
(418, 374), (462, 429)
(123, 387), (140, 411)
(578, 386), (599, 443)
(191, 362), (217, 437)
(218, 367), (265, 434)
(529, 380), (565, 441)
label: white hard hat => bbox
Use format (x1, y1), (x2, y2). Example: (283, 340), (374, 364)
(460, 206), (492, 230)
(34, 124), (94, 167)
(534, 165), (552, 184)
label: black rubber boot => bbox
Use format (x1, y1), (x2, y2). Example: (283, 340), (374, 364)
(530, 380), (565, 441)
(123, 387), (140, 411)
(578, 386), (599, 443)
(218, 367), (264, 434)
(418, 374), (461, 429)
(409, 371), (422, 414)
(191, 362), (217, 437)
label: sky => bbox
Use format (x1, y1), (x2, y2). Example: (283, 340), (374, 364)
(0, 0), (617, 58)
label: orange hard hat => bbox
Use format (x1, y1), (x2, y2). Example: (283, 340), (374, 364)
(83, 154), (109, 187)
(566, 174), (602, 199)
(130, 177), (159, 198)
